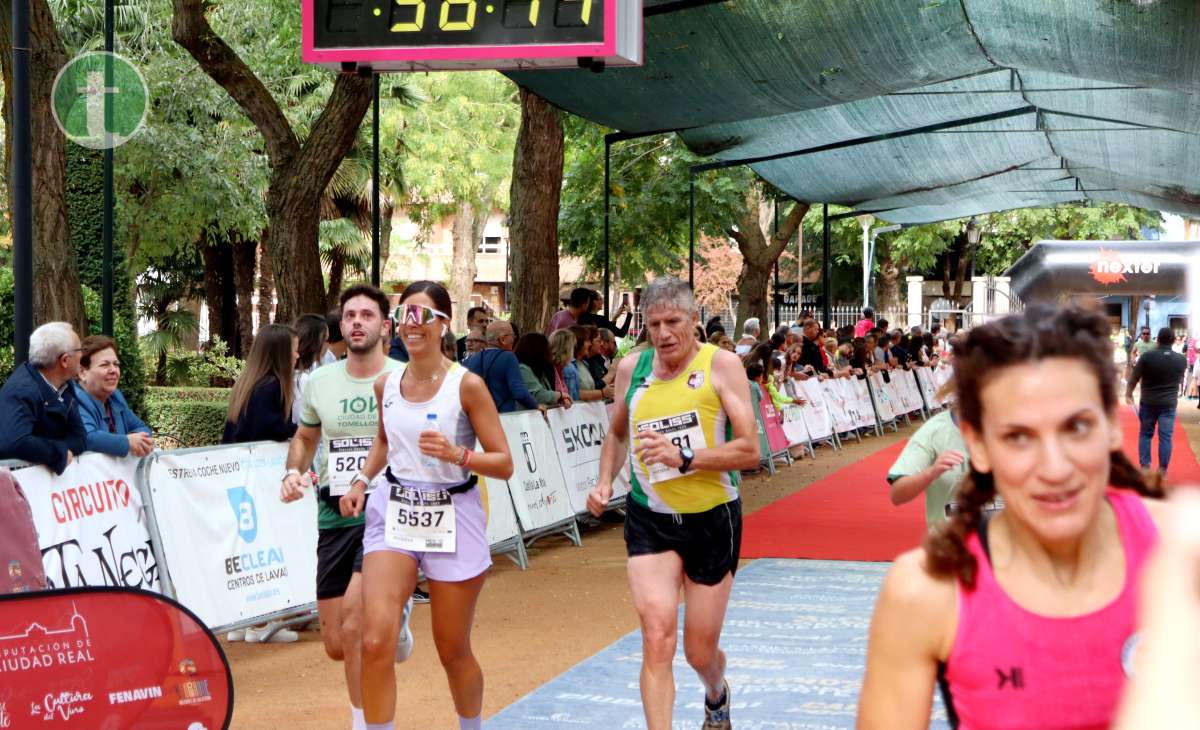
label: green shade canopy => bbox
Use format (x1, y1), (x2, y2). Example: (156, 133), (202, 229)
(508, 0), (1200, 223)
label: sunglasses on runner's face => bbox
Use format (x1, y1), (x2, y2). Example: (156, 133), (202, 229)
(398, 304), (448, 325)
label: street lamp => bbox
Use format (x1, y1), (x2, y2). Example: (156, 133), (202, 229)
(965, 216), (982, 246)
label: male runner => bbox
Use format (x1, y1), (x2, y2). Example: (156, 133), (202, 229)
(587, 277), (760, 730)
(280, 284), (412, 730)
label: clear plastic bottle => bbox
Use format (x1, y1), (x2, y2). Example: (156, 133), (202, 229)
(420, 413), (440, 468)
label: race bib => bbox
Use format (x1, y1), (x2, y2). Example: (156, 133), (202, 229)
(634, 410), (709, 484)
(385, 485), (456, 553)
(328, 436), (373, 496)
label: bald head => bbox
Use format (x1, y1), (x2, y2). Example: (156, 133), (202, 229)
(485, 320), (516, 351)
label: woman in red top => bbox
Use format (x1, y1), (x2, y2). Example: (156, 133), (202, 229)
(858, 305), (1168, 730)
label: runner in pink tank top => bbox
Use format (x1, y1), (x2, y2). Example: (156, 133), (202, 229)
(857, 305), (1169, 730)
(941, 490), (1157, 729)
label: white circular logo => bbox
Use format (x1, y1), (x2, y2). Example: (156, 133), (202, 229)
(1121, 632), (1141, 678)
(51, 51), (148, 149)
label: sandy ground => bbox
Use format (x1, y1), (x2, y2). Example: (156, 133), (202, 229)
(221, 425), (913, 729)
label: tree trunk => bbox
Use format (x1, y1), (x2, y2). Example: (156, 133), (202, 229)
(508, 87), (564, 337)
(327, 248), (347, 310)
(952, 233), (972, 306)
(729, 191), (808, 338)
(876, 255), (902, 312)
(448, 201), (484, 334)
(257, 230), (274, 328)
(200, 237), (238, 348)
(379, 198), (394, 285)
(232, 234), (257, 355)
(173, 0), (372, 323)
(0, 0), (86, 331)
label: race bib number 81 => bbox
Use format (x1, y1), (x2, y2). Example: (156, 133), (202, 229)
(634, 410), (709, 484)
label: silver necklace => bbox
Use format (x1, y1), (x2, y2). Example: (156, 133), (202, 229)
(404, 363), (446, 384)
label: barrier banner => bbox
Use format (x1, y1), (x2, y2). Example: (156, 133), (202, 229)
(795, 378), (836, 443)
(930, 365), (954, 406)
(778, 404), (811, 448)
(14, 454), (160, 593)
(546, 402), (609, 514)
(758, 397), (791, 453)
(868, 373), (897, 422)
(851, 378), (877, 430)
(886, 372), (921, 415)
(480, 474), (521, 548)
(143, 443), (318, 629)
(604, 403), (633, 502)
(0, 586), (232, 729)
(820, 379), (860, 434)
(914, 367), (939, 410)
(900, 371), (926, 414)
(498, 411), (575, 531)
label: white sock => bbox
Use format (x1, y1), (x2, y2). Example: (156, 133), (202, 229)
(365, 723), (393, 730)
(459, 715), (482, 730)
(351, 706), (365, 730)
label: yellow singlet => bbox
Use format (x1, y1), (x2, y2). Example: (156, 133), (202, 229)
(626, 343), (739, 514)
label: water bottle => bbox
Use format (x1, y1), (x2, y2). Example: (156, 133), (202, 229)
(421, 413), (440, 468)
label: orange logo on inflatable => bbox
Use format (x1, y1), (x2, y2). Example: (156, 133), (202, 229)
(1090, 249), (1127, 285)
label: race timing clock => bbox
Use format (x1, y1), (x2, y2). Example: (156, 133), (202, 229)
(303, 0), (643, 71)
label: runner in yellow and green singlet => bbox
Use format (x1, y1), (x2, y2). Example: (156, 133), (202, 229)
(588, 277), (760, 730)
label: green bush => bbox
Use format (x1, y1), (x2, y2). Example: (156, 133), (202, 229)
(144, 387), (230, 448)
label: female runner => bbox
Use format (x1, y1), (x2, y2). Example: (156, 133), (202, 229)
(858, 304), (1167, 730)
(341, 280), (513, 730)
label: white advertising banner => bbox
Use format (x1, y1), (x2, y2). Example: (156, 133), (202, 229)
(820, 379), (860, 434)
(852, 377), (878, 429)
(796, 378), (836, 442)
(546, 402), (610, 514)
(480, 473), (521, 547)
(778, 404), (810, 448)
(498, 411), (575, 531)
(144, 442), (318, 628)
(869, 373), (897, 422)
(606, 402), (633, 502)
(914, 367), (939, 410)
(15, 454), (160, 592)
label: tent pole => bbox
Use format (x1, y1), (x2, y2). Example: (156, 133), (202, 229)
(822, 204), (831, 329)
(688, 172), (695, 289)
(371, 74), (381, 287)
(102, 0), (114, 335)
(773, 201), (780, 329)
(603, 135), (611, 318)
(12, 0), (31, 363)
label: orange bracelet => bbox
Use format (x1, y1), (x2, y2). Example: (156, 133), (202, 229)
(462, 448), (473, 470)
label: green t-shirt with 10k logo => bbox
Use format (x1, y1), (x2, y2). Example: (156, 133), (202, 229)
(300, 358), (401, 529)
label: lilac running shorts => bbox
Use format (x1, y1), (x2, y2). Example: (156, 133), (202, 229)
(363, 479), (491, 582)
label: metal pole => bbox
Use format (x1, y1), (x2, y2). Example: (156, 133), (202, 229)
(371, 74), (381, 287)
(822, 204), (832, 329)
(603, 136), (611, 318)
(688, 172), (695, 289)
(12, 0), (32, 363)
(773, 201), (780, 329)
(102, 0), (115, 335)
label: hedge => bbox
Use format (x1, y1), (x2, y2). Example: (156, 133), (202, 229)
(144, 387), (230, 448)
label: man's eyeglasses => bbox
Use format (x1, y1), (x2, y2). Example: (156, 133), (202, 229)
(397, 304), (449, 325)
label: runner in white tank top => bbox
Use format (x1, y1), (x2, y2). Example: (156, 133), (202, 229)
(338, 282), (513, 730)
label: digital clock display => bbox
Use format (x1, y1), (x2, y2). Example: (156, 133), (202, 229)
(315, 0), (605, 50)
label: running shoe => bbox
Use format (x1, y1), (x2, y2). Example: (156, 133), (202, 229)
(412, 587), (431, 604)
(245, 622), (299, 643)
(702, 679), (731, 729)
(225, 629), (246, 642)
(395, 597), (414, 663)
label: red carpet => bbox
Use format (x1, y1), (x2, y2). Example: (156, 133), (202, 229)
(741, 406), (1200, 562)
(1118, 404), (1200, 485)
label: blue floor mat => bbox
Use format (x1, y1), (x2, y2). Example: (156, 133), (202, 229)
(487, 558), (949, 730)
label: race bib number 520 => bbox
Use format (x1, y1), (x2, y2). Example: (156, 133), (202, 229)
(328, 436), (373, 496)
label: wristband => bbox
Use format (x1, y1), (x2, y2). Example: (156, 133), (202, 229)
(282, 468), (301, 482)
(462, 449), (473, 469)
(454, 447), (468, 467)
(351, 472), (370, 489)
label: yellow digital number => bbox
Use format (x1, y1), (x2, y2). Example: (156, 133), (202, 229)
(391, 0), (426, 31)
(438, 0), (477, 31)
(528, 0), (540, 26)
(580, 0), (591, 25)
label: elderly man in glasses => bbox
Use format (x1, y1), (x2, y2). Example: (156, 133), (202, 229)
(0, 322), (88, 474)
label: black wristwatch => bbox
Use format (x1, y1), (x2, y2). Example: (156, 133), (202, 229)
(678, 447), (695, 474)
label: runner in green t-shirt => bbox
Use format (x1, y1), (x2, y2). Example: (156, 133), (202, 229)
(886, 409), (970, 529)
(279, 284), (409, 730)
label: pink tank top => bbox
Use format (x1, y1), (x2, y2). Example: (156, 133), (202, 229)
(942, 489), (1158, 730)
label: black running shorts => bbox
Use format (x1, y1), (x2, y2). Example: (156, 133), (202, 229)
(316, 524), (365, 600)
(623, 498), (742, 586)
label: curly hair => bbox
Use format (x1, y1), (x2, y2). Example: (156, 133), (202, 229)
(923, 303), (1163, 588)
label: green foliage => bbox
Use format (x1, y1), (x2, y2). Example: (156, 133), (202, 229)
(143, 337), (244, 388)
(144, 387), (230, 448)
(68, 146), (148, 414)
(0, 267), (14, 382)
(559, 118), (750, 284)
